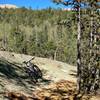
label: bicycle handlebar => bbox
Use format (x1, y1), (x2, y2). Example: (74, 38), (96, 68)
(23, 57), (35, 64)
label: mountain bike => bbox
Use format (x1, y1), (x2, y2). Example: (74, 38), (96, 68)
(23, 57), (43, 83)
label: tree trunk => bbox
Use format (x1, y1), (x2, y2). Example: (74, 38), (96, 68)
(54, 47), (59, 60)
(77, 3), (81, 93)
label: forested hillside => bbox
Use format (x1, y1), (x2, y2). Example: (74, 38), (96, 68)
(0, 8), (77, 65)
(0, 0), (100, 99)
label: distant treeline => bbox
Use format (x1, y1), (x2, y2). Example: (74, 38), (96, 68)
(0, 7), (77, 65)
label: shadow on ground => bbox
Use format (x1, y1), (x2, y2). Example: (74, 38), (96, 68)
(0, 59), (19, 78)
(0, 58), (52, 89)
(0, 58), (27, 86)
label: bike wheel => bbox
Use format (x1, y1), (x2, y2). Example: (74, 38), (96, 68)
(29, 72), (37, 83)
(33, 65), (42, 78)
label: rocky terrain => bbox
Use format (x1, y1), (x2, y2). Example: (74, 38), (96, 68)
(0, 51), (76, 98)
(0, 51), (99, 100)
(0, 4), (17, 9)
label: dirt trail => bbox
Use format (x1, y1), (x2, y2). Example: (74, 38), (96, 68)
(0, 51), (76, 82)
(0, 51), (99, 100)
(0, 51), (76, 98)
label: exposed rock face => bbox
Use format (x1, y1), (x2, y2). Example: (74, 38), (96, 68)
(1, 80), (98, 100)
(4, 80), (77, 100)
(0, 4), (17, 9)
(33, 80), (77, 100)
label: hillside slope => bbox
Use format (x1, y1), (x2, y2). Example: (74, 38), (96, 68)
(0, 51), (76, 98)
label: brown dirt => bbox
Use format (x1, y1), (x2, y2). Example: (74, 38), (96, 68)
(0, 51), (99, 100)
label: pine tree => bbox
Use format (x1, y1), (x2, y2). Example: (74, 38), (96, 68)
(53, 0), (100, 94)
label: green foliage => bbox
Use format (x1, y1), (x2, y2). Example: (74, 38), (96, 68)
(0, 8), (77, 65)
(53, 0), (100, 93)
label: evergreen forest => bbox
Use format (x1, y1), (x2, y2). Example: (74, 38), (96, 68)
(0, 7), (77, 65)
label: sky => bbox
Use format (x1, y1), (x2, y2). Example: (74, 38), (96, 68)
(0, 0), (66, 9)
